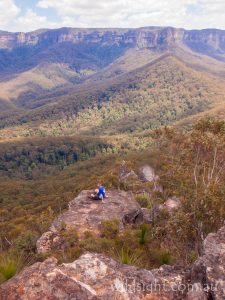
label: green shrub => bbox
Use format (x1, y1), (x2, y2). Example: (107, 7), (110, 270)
(136, 194), (151, 208)
(188, 250), (198, 263)
(0, 254), (25, 283)
(99, 238), (115, 252)
(114, 247), (143, 267)
(13, 231), (38, 255)
(138, 224), (150, 245)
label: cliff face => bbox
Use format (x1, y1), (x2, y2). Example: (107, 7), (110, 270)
(0, 27), (180, 49)
(0, 27), (225, 56)
(0, 26), (224, 79)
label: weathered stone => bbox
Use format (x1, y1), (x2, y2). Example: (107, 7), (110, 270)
(1, 224), (224, 299)
(0, 253), (189, 300)
(191, 225), (225, 299)
(160, 197), (181, 213)
(122, 209), (143, 227)
(139, 165), (159, 183)
(119, 160), (138, 181)
(37, 190), (143, 253)
(36, 231), (64, 254)
(186, 282), (207, 300)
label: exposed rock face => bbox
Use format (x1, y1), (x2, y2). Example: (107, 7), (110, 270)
(147, 197), (181, 224)
(0, 253), (189, 300)
(1, 224), (224, 299)
(37, 190), (143, 253)
(186, 283), (207, 300)
(1, 27), (225, 57)
(36, 231), (64, 254)
(0, 27), (225, 76)
(139, 165), (159, 183)
(122, 209), (143, 226)
(191, 225), (225, 299)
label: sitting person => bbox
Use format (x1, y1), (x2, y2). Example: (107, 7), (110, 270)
(91, 183), (106, 201)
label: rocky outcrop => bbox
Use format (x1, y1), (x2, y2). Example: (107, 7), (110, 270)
(139, 165), (159, 183)
(139, 165), (163, 193)
(37, 190), (143, 253)
(1, 27), (225, 57)
(191, 225), (225, 299)
(0, 27), (225, 78)
(186, 283), (207, 300)
(122, 209), (143, 226)
(0, 252), (189, 300)
(1, 224), (224, 299)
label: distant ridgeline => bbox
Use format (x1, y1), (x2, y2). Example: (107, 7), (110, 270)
(0, 27), (224, 133)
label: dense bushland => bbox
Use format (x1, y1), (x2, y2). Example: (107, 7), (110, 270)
(0, 136), (113, 179)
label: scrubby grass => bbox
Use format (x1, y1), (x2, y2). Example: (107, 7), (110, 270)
(0, 256), (20, 282)
(115, 248), (143, 267)
(136, 193), (152, 208)
(0, 253), (30, 283)
(138, 224), (150, 245)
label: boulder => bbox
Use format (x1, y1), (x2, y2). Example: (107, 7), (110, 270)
(122, 209), (143, 227)
(0, 253), (189, 300)
(37, 190), (143, 253)
(159, 197), (181, 213)
(119, 161), (138, 181)
(36, 231), (64, 254)
(191, 225), (225, 299)
(139, 165), (159, 183)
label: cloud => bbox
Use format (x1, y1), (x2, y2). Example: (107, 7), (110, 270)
(1, 0), (225, 32)
(12, 9), (58, 32)
(36, 0), (225, 29)
(0, 1), (57, 32)
(0, 0), (20, 29)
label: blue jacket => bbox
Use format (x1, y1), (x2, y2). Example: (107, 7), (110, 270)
(98, 186), (106, 199)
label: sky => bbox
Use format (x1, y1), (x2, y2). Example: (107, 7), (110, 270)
(0, 0), (224, 32)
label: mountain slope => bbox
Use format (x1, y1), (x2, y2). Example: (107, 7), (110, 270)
(0, 26), (225, 110)
(0, 53), (224, 141)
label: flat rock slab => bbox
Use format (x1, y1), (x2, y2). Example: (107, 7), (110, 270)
(51, 190), (142, 234)
(37, 190), (143, 253)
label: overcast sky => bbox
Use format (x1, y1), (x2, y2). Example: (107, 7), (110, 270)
(0, 0), (225, 32)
